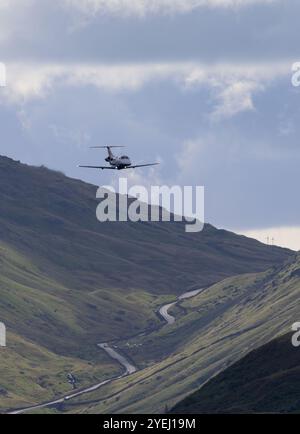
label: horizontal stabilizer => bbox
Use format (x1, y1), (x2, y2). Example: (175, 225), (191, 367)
(90, 146), (124, 149)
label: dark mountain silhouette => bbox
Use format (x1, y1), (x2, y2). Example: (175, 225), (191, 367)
(171, 332), (300, 414)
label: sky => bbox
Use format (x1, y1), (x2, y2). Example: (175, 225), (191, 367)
(0, 0), (299, 250)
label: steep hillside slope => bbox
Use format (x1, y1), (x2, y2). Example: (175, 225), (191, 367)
(0, 155), (292, 412)
(0, 156), (291, 295)
(66, 254), (300, 414)
(171, 332), (300, 414)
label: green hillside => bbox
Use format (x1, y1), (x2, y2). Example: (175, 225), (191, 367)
(0, 155), (292, 412)
(171, 332), (300, 414)
(0, 241), (163, 411)
(65, 254), (300, 414)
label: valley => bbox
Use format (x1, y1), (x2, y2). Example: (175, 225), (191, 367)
(57, 253), (300, 414)
(0, 156), (295, 414)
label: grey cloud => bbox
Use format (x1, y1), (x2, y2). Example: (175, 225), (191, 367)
(0, 0), (299, 63)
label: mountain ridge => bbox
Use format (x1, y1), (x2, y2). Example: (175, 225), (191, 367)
(0, 155), (291, 294)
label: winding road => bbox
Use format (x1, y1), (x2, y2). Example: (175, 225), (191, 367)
(9, 287), (203, 414)
(159, 288), (204, 324)
(9, 343), (135, 414)
(97, 343), (137, 375)
(159, 302), (177, 325)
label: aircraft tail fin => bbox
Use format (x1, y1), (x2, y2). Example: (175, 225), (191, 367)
(90, 145), (124, 160)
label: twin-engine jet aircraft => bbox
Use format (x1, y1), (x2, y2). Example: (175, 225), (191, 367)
(79, 146), (159, 171)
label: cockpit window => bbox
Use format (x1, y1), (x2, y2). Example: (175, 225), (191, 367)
(121, 156), (129, 159)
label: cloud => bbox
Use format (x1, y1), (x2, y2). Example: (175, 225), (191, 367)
(64, 0), (277, 17)
(0, 0), (297, 65)
(212, 80), (262, 119)
(0, 0), (32, 43)
(3, 62), (288, 122)
(4, 63), (173, 101)
(0, 0), (23, 9)
(184, 62), (288, 119)
(4, 64), (64, 101)
(237, 226), (300, 251)
(176, 139), (204, 175)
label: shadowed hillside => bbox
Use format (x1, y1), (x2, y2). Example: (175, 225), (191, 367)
(171, 332), (300, 414)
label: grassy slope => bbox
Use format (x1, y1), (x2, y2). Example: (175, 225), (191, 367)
(171, 332), (300, 414)
(0, 242), (163, 355)
(64, 254), (300, 414)
(0, 242), (165, 411)
(0, 156), (292, 412)
(0, 331), (117, 411)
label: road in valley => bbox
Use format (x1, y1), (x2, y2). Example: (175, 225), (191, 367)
(158, 288), (204, 325)
(8, 343), (134, 415)
(97, 343), (137, 375)
(9, 287), (203, 414)
(158, 302), (177, 325)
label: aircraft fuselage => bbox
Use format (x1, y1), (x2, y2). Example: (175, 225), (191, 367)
(106, 156), (132, 170)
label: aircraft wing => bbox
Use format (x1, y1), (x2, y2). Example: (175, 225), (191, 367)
(124, 163), (159, 169)
(78, 165), (116, 170)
